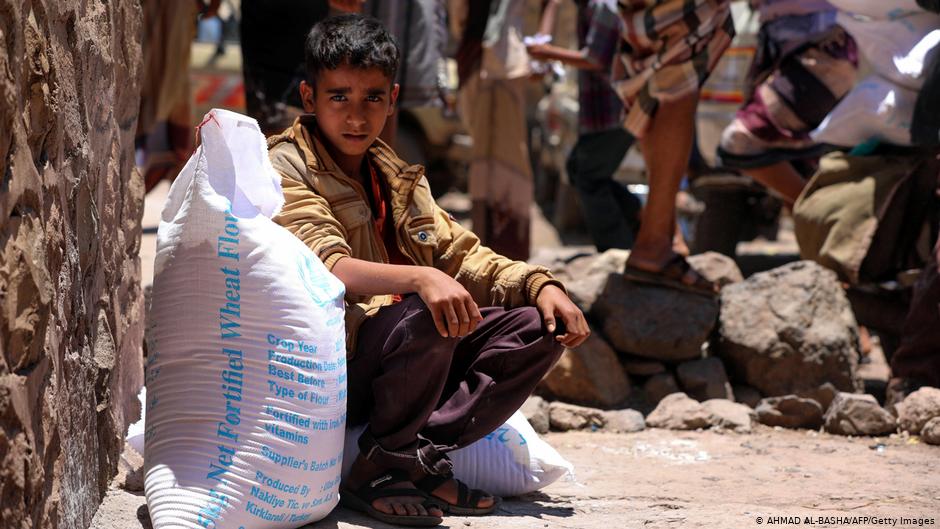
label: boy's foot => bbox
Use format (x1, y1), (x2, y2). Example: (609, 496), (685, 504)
(341, 454), (444, 526)
(413, 472), (499, 516)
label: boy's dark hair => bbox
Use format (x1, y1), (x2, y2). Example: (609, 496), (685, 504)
(304, 14), (400, 88)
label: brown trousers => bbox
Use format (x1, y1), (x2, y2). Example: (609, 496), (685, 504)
(348, 295), (562, 476)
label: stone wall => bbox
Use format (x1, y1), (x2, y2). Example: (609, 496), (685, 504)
(0, 2), (143, 528)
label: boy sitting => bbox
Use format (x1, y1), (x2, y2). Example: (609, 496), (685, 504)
(270, 14), (590, 527)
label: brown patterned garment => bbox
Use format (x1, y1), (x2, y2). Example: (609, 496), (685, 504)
(718, 9), (858, 168)
(611, 0), (736, 138)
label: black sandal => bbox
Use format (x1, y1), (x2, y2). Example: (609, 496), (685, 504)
(415, 473), (501, 516)
(340, 468), (443, 527)
(623, 254), (719, 297)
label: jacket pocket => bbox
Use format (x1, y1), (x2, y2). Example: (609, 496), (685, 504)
(405, 215), (438, 265)
(332, 199), (371, 231)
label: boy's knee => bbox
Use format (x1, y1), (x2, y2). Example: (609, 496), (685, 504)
(398, 296), (457, 349)
(538, 331), (564, 364)
(514, 306), (563, 357)
(401, 295), (435, 324)
(513, 306), (545, 333)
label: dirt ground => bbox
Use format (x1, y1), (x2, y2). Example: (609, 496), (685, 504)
(91, 426), (939, 529)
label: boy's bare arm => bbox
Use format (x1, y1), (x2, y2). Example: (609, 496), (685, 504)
(329, 256), (422, 296)
(331, 256), (483, 339)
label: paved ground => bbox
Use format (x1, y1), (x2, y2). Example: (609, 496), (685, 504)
(92, 426), (939, 529)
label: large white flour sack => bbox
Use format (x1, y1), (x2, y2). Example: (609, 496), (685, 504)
(145, 109), (347, 529)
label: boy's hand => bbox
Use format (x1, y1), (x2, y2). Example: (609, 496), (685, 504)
(415, 267), (483, 339)
(536, 285), (590, 348)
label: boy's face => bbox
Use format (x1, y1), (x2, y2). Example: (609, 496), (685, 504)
(300, 64), (398, 167)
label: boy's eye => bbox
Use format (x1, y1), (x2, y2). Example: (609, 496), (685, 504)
(330, 95), (347, 102)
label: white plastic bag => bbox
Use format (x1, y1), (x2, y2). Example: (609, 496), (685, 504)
(342, 411), (574, 498)
(126, 386), (146, 455)
(837, 11), (940, 90)
(811, 75), (918, 147)
(145, 109), (348, 529)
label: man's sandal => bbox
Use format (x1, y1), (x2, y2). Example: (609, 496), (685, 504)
(339, 468), (443, 527)
(623, 254), (719, 297)
(415, 474), (501, 516)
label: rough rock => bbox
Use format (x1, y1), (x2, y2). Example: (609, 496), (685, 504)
(528, 247), (597, 273)
(644, 373), (681, 405)
(541, 333), (631, 408)
(520, 396), (550, 434)
(687, 252), (744, 288)
(0, 3), (144, 528)
(562, 249), (630, 313)
(528, 248), (599, 292)
(823, 393), (896, 436)
(733, 385), (763, 408)
(895, 387), (940, 434)
(920, 417), (940, 445)
(797, 382), (839, 413)
(703, 399), (755, 433)
(717, 261), (861, 396)
(601, 409), (646, 433)
(620, 354), (667, 376)
(676, 357), (734, 402)
(646, 393), (712, 430)
(755, 396), (825, 429)
(594, 275), (719, 361)
(549, 402), (606, 431)
(552, 250), (735, 317)
(114, 443), (144, 493)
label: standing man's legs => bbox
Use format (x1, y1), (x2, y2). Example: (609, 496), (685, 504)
(567, 128), (640, 251)
(460, 75), (534, 261)
(613, 0), (733, 293)
(626, 92), (713, 291)
(744, 161), (807, 207)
